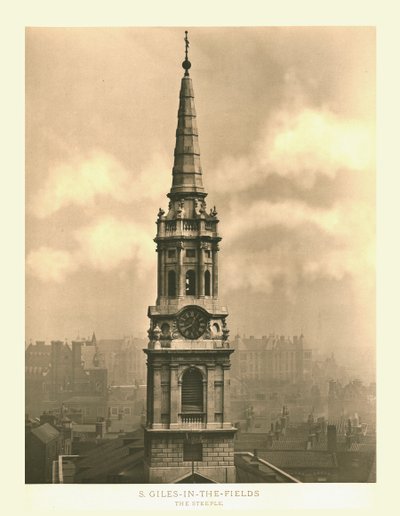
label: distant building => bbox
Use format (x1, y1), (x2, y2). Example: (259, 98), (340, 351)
(25, 335), (108, 421)
(25, 341), (52, 416)
(231, 334), (312, 385)
(107, 384), (145, 434)
(97, 337), (147, 386)
(328, 379), (376, 431)
(25, 411), (73, 483)
(25, 422), (62, 483)
(229, 335), (313, 425)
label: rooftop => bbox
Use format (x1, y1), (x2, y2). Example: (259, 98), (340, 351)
(64, 396), (107, 404)
(31, 423), (60, 444)
(258, 450), (337, 469)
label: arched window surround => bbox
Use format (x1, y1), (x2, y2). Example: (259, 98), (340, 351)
(180, 367), (204, 413)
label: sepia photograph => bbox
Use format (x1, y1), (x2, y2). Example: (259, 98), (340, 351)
(25, 26), (375, 486)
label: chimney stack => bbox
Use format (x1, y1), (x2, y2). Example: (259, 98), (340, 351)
(96, 418), (106, 439)
(250, 449), (259, 469)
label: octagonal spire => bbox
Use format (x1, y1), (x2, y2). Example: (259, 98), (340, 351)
(169, 31), (205, 199)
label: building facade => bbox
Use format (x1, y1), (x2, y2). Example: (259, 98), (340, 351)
(231, 334), (312, 385)
(144, 36), (236, 483)
(25, 337), (108, 421)
(97, 337), (147, 386)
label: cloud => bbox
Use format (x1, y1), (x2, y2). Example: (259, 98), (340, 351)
(74, 216), (154, 275)
(28, 78), (374, 292)
(213, 106), (374, 192)
(26, 246), (79, 283)
(213, 82), (374, 298)
(223, 199), (343, 242)
(222, 198), (374, 296)
(31, 150), (170, 218)
(27, 216), (155, 282)
(221, 245), (298, 295)
(222, 234), (374, 299)
(262, 109), (374, 184)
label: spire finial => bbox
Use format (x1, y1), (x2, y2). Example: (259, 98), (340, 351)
(182, 30), (191, 76)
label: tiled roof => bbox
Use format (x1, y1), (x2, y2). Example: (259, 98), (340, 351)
(75, 429), (145, 483)
(258, 451), (337, 469)
(234, 454), (300, 483)
(31, 423), (60, 444)
(72, 424), (96, 433)
(348, 443), (376, 453)
(311, 441), (345, 452)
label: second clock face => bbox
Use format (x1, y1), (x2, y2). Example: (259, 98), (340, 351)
(177, 307), (208, 339)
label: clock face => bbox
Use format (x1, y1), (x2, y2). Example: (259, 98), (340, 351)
(177, 307), (208, 339)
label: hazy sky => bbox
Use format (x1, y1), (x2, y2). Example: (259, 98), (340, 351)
(26, 27), (375, 355)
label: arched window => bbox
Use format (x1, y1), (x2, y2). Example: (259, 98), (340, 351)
(204, 270), (211, 296)
(185, 270), (196, 295)
(181, 368), (203, 413)
(168, 270), (176, 297)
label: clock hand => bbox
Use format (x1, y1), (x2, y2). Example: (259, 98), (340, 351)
(180, 320), (194, 331)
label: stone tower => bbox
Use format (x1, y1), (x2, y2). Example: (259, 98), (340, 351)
(143, 32), (236, 484)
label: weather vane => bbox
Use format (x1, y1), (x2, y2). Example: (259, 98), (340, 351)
(182, 30), (191, 76)
(184, 30), (190, 59)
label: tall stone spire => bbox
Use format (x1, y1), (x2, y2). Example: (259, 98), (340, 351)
(169, 31), (205, 198)
(145, 32), (236, 484)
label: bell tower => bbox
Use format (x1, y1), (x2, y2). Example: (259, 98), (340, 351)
(144, 32), (236, 484)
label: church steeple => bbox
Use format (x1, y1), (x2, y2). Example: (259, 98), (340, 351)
(170, 31), (205, 198)
(144, 32), (236, 484)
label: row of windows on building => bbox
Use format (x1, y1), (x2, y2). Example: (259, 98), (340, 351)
(109, 406), (132, 416)
(167, 249), (211, 259)
(50, 406), (132, 417)
(167, 269), (211, 296)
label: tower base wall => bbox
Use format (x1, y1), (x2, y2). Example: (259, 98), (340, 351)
(144, 428), (236, 483)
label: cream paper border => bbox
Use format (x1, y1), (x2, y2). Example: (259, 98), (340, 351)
(5, 0), (399, 514)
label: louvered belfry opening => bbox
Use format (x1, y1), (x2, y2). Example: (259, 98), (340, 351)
(182, 368), (203, 413)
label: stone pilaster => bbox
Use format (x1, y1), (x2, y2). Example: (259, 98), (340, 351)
(169, 363), (180, 428)
(222, 364), (231, 428)
(157, 247), (162, 298)
(206, 364), (218, 428)
(199, 244), (205, 297)
(212, 245), (219, 297)
(152, 365), (162, 428)
(177, 242), (184, 298)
